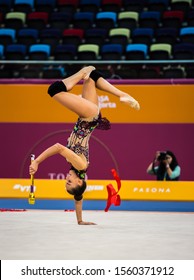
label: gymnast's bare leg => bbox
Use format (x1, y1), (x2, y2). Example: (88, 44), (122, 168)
(48, 66), (140, 114)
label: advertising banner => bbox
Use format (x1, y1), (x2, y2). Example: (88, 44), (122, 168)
(1, 179), (194, 201)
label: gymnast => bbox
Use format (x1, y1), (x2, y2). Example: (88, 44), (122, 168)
(29, 66), (140, 225)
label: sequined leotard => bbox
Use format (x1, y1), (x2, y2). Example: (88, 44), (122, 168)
(67, 113), (110, 169)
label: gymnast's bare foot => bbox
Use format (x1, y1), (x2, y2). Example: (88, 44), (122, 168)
(120, 94), (140, 110)
(82, 66), (96, 80)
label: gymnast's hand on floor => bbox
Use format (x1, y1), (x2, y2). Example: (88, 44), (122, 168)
(29, 160), (38, 175)
(78, 221), (97, 225)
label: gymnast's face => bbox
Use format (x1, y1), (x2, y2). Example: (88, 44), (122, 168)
(65, 170), (82, 193)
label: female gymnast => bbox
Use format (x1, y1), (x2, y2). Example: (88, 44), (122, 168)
(29, 66), (140, 225)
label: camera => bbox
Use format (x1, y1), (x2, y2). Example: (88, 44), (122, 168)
(158, 151), (167, 161)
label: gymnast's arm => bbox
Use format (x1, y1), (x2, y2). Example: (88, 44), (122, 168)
(29, 143), (87, 175)
(75, 199), (96, 225)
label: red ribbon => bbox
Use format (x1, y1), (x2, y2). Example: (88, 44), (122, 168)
(104, 169), (121, 212)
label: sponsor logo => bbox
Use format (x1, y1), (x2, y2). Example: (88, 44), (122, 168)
(86, 185), (104, 192)
(133, 187), (171, 193)
(98, 95), (116, 109)
(13, 184), (36, 192)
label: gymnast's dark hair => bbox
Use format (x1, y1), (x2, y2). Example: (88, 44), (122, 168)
(67, 180), (87, 201)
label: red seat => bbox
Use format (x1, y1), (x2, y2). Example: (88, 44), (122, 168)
(162, 10), (184, 28)
(27, 12), (49, 30)
(62, 28), (84, 45)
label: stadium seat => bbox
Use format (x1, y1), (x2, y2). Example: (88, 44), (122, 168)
(42, 67), (65, 78)
(0, 28), (16, 46)
(147, 0), (169, 13)
(149, 43), (172, 59)
(28, 44), (51, 60)
(4, 12), (26, 30)
(155, 27), (178, 44)
(84, 28), (108, 45)
(77, 44), (99, 60)
(163, 67), (185, 78)
(95, 12), (117, 30)
(5, 44), (27, 60)
(62, 29), (84, 46)
(101, 43), (123, 60)
(123, 0), (147, 12)
(139, 11), (161, 29)
(0, 44), (4, 59)
(0, 0), (12, 13)
(26, 12), (49, 30)
(117, 11), (139, 30)
(179, 27), (194, 44)
(79, 0), (101, 13)
(54, 44), (77, 60)
(125, 43), (148, 60)
(173, 43), (194, 59)
(162, 10), (184, 28)
(73, 12), (95, 29)
(35, 0), (56, 13)
(101, 0), (122, 12)
(131, 28), (154, 45)
(13, 0), (34, 13)
(108, 28), (130, 46)
(56, 0), (79, 13)
(49, 12), (72, 30)
(39, 28), (61, 53)
(170, 0), (192, 14)
(17, 28), (38, 46)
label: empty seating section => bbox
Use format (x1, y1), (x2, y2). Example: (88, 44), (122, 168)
(0, 0), (194, 78)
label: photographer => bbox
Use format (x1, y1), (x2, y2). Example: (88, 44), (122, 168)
(147, 150), (181, 181)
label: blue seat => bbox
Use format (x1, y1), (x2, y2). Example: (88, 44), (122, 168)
(180, 27), (194, 44)
(180, 27), (194, 36)
(132, 27), (154, 45)
(42, 66), (65, 78)
(126, 43), (148, 59)
(35, 0), (56, 12)
(50, 12), (72, 30)
(101, 43), (123, 60)
(54, 44), (77, 60)
(17, 28), (38, 46)
(85, 28), (108, 45)
(0, 44), (4, 58)
(95, 12), (117, 29)
(0, 28), (16, 46)
(123, 0), (147, 12)
(101, 0), (122, 12)
(155, 27), (178, 44)
(40, 28), (61, 38)
(14, 0), (34, 8)
(173, 43), (194, 59)
(0, 0), (12, 13)
(0, 28), (16, 40)
(79, 0), (101, 13)
(73, 12), (95, 29)
(5, 44), (27, 60)
(147, 0), (169, 12)
(39, 28), (61, 53)
(14, 0), (34, 12)
(28, 44), (51, 60)
(139, 11), (161, 28)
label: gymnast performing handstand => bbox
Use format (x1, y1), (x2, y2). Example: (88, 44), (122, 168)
(29, 66), (140, 225)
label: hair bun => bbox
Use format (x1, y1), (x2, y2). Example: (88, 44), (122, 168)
(74, 195), (83, 201)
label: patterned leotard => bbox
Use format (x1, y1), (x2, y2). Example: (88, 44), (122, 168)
(67, 113), (111, 165)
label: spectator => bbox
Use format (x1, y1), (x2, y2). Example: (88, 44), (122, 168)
(147, 150), (181, 181)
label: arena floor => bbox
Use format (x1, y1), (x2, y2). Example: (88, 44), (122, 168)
(0, 210), (193, 260)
